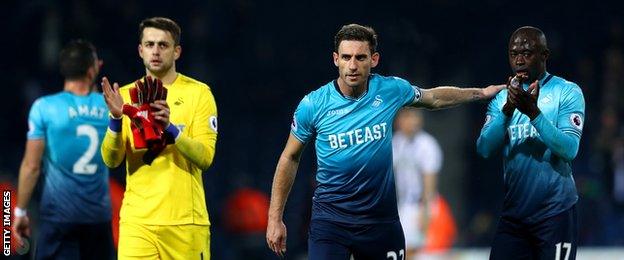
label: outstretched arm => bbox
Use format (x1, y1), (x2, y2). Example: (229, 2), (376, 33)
(266, 134), (306, 257)
(413, 84), (505, 109)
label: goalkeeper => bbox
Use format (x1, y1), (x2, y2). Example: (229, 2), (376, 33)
(100, 17), (218, 259)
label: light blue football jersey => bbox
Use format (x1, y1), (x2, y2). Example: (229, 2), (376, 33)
(477, 72), (585, 224)
(291, 74), (420, 224)
(27, 91), (111, 223)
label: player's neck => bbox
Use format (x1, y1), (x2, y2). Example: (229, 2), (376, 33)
(147, 68), (178, 85)
(400, 129), (418, 138)
(529, 71), (546, 83)
(64, 78), (92, 96)
(537, 71), (546, 81)
(336, 78), (368, 99)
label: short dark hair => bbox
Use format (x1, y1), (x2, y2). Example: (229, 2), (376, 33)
(334, 24), (378, 54)
(59, 39), (97, 80)
(139, 17), (181, 46)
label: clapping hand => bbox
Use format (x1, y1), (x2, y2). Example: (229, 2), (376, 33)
(507, 77), (541, 120)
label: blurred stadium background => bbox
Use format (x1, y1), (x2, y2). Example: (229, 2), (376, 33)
(2, 0), (623, 259)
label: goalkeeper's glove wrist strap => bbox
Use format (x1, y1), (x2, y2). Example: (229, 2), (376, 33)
(165, 124), (180, 140)
(109, 117), (122, 133)
(110, 113), (123, 120)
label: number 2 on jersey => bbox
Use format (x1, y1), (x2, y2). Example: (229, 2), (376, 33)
(73, 124), (99, 174)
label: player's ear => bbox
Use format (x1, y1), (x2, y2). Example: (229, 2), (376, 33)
(542, 48), (550, 61)
(174, 45), (181, 60)
(333, 52), (339, 67)
(371, 52), (380, 68)
(86, 66), (96, 81)
(138, 44), (144, 59)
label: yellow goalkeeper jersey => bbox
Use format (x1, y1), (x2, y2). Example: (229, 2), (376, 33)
(101, 73), (217, 225)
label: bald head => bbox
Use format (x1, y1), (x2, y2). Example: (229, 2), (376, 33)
(510, 26), (548, 52)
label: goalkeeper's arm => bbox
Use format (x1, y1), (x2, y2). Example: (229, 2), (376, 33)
(101, 116), (127, 168)
(175, 132), (216, 171)
(100, 77), (127, 167)
(151, 88), (218, 171)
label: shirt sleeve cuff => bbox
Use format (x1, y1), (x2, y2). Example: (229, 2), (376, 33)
(14, 207), (27, 217)
(530, 112), (545, 125)
(165, 124), (181, 140)
(108, 117), (122, 132)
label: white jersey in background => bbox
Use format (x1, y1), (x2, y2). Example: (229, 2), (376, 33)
(392, 130), (442, 248)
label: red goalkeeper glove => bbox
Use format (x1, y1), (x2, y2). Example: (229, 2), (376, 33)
(122, 76), (168, 152)
(140, 76), (170, 164)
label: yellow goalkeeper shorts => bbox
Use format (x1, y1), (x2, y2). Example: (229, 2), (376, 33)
(118, 222), (210, 260)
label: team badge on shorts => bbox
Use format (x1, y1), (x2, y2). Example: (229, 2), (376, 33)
(569, 113), (583, 130)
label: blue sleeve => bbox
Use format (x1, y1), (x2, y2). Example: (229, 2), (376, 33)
(530, 85), (584, 161)
(27, 98), (46, 140)
(393, 77), (420, 106)
(290, 95), (315, 143)
(476, 91), (508, 158)
(557, 85), (585, 140)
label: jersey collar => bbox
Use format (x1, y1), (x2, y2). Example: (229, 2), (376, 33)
(521, 72), (553, 90)
(540, 72), (553, 86)
(332, 75), (372, 101)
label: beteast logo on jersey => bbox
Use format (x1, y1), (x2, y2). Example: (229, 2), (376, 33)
(508, 123), (540, 141)
(328, 122), (387, 149)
